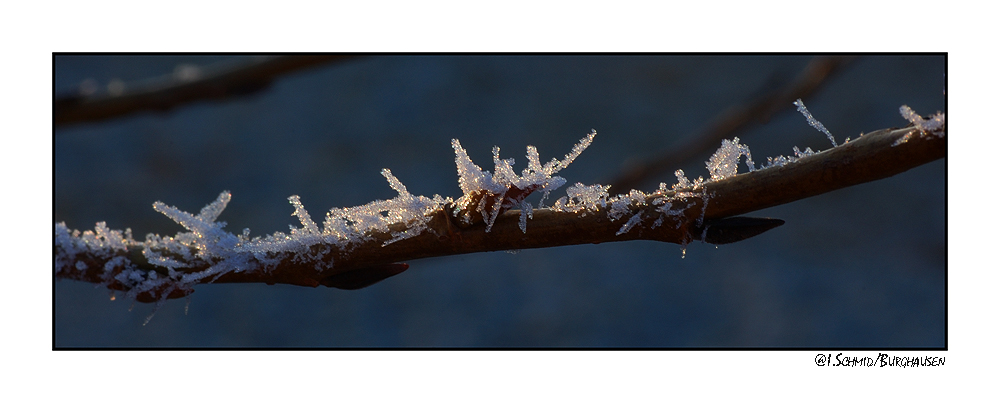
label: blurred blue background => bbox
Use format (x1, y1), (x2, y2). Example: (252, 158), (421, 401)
(54, 55), (945, 347)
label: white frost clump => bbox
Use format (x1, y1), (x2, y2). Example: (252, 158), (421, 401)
(706, 137), (754, 181)
(241, 169), (448, 261)
(608, 189), (648, 221)
(794, 98), (837, 147)
(552, 181), (704, 237)
(894, 105), (946, 146)
(792, 146), (815, 158)
(55, 221), (134, 272)
(672, 169), (692, 189)
(152, 191), (240, 261)
(144, 191), (259, 288)
(760, 145), (817, 169)
(318, 169), (448, 247)
(452, 130), (597, 232)
(899, 105), (945, 132)
(552, 183), (611, 215)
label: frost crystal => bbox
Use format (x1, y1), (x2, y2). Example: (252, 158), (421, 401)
(608, 189), (648, 221)
(899, 105), (945, 132)
(894, 105), (946, 146)
(519, 200), (533, 233)
(552, 183), (611, 215)
(616, 211), (644, 235)
(453, 139), (504, 198)
(319, 169), (446, 247)
(794, 99), (837, 147)
(289, 195), (319, 235)
(706, 137), (753, 181)
(451, 130), (596, 231)
(152, 191), (241, 260)
(792, 146), (815, 159)
(674, 170), (692, 189)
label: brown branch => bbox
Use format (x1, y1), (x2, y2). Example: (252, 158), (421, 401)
(54, 121), (944, 301)
(608, 56), (855, 192)
(54, 55), (357, 127)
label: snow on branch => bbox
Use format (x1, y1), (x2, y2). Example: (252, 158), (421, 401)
(55, 104), (945, 314)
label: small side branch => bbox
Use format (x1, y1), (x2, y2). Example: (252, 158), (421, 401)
(54, 55), (357, 127)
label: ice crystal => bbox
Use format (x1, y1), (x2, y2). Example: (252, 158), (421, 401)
(894, 105), (946, 146)
(453, 139), (504, 198)
(706, 137), (753, 181)
(759, 145), (819, 170)
(674, 169), (692, 189)
(552, 184), (661, 236)
(55, 221), (135, 276)
(655, 200), (691, 229)
(616, 211), (644, 235)
(762, 155), (791, 168)
(519, 200), (533, 233)
(899, 105), (945, 133)
(451, 130), (596, 231)
(319, 170), (446, 247)
(794, 98), (837, 147)
(288, 195), (320, 235)
(552, 183), (611, 215)
(792, 146), (815, 159)
(608, 189), (648, 221)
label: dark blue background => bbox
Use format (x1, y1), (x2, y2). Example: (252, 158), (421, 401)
(54, 55), (945, 347)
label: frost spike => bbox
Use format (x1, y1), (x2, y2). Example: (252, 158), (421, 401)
(544, 129), (597, 174)
(794, 99), (837, 147)
(381, 168), (409, 195)
(288, 195), (319, 234)
(196, 191), (231, 222)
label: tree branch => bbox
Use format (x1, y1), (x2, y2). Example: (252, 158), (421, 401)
(54, 120), (944, 302)
(54, 55), (357, 127)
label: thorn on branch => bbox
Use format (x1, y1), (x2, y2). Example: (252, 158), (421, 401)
(695, 216), (786, 245)
(319, 263), (410, 290)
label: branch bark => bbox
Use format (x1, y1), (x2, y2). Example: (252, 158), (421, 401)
(54, 121), (945, 300)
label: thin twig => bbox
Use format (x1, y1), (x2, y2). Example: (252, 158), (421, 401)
(54, 55), (357, 127)
(608, 56), (855, 192)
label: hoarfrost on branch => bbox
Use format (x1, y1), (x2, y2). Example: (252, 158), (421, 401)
(451, 130), (596, 232)
(56, 132), (608, 305)
(56, 100), (944, 311)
